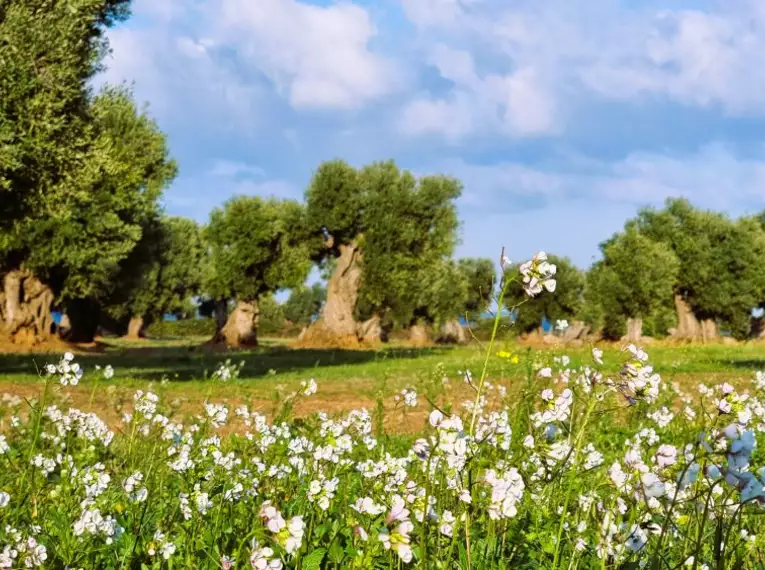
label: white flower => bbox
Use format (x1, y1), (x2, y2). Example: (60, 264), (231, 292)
(0, 492), (9, 508)
(592, 347), (603, 365)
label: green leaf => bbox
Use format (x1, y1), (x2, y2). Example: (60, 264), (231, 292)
(302, 548), (326, 570)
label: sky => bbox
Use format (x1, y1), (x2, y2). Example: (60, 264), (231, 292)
(100, 0), (765, 272)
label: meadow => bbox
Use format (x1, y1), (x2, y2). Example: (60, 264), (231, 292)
(3, 335), (765, 568)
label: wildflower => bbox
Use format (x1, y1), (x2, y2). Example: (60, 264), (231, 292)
(250, 545), (282, 569)
(0, 492), (9, 508)
(300, 378), (318, 396)
(440, 510), (455, 537)
(379, 520), (414, 563)
(519, 252), (557, 297)
(625, 525), (648, 552)
(592, 347), (603, 364)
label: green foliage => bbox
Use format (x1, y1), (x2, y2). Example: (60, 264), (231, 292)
(283, 284), (326, 326)
(0, 0), (130, 260)
(632, 199), (765, 339)
(103, 216), (204, 323)
(145, 318), (217, 338)
(2, 80), (175, 304)
(259, 295), (285, 335)
(305, 160), (462, 324)
(204, 196), (312, 303)
(590, 228), (679, 336)
(458, 257), (496, 317)
(505, 255), (584, 335)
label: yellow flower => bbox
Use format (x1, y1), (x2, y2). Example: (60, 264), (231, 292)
(115, 503), (124, 513)
(497, 351), (512, 359)
(511, 355), (519, 364)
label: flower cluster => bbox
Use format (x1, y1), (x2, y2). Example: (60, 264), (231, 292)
(519, 251), (557, 296)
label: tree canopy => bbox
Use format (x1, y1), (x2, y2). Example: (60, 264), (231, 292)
(628, 198), (765, 339)
(302, 159), (461, 342)
(204, 196), (312, 346)
(587, 227), (679, 340)
(283, 284), (326, 327)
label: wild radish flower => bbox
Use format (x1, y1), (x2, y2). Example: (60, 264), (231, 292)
(307, 477), (339, 510)
(0, 492), (9, 508)
(250, 543), (282, 569)
(148, 530), (176, 560)
(625, 525), (648, 552)
(276, 517), (305, 554)
(379, 520), (414, 563)
(648, 407), (674, 428)
(519, 252), (557, 296)
(48, 353), (83, 386)
(655, 445), (678, 468)
(351, 497), (385, 516)
(401, 389), (417, 407)
(221, 555), (235, 569)
(300, 378), (317, 396)
(538, 367), (553, 378)
(592, 347), (604, 364)
(204, 403), (229, 428)
(440, 510), (456, 537)
(485, 466), (525, 519)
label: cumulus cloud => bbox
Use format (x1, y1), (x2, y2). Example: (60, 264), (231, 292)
(214, 0), (400, 109)
(397, 0), (765, 140)
(398, 45), (558, 139)
(101, 28), (260, 129)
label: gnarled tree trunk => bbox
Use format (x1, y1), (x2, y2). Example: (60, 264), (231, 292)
(358, 314), (384, 343)
(701, 319), (718, 343)
(672, 294), (702, 340)
(563, 320), (590, 341)
(409, 322), (430, 346)
(302, 242), (362, 345)
(438, 318), (467, 344)
(65, 298), (100, 344)
(672, 294), (717, 342)
(213, 300), (259, 347)
(124, 315), (146, 340)
(623, 318), (643, 343)
(0, 270), (54, 345)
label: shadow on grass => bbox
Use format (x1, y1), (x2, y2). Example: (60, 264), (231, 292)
(713, 358), (765, 372)
(0, 341), (452, 382)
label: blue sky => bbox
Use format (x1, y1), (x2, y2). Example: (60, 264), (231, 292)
(101, 0), (765, 272)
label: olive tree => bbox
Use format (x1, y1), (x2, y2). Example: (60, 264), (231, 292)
(204, 196), (311, 347)
(102, 216), (205, 339)
(302, 160), (461, 345)
(590, 228), (679, 342)
(631, 199), (765, 340)
(0, 0), (133, 343)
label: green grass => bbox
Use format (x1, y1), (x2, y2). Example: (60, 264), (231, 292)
(1, 336), (765, 404)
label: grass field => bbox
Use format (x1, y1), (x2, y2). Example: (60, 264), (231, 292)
(1, 336), (764, 433)
(5, 337), (765, 568)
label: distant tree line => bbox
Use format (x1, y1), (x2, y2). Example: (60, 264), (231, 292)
(3, 0), (764, 348)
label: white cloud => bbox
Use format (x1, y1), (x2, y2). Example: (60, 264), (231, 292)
(430, 144), (765, 212)
(581, 8), (765, 114)
(215, 0), (400, 109)
(397, 0), (765, 142)
(101, 27), (260, 128)
(208, 160), (266, 179)
(398, 45), (558, 139)
(399, 0), (478, 29)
